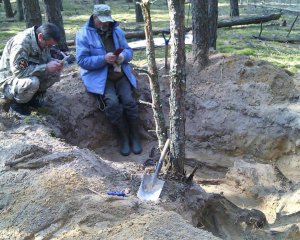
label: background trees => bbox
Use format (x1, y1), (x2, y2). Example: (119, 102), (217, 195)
(3, 0), (14, 18)
(22, 0), (42, 28)
(230, 0), (239, 17)
(43, 0), (68, 50)
(192, 0), (209, 67)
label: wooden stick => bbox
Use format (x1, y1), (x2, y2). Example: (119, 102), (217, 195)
(5, 153), (34, 167)
(286, 14), (299, 37)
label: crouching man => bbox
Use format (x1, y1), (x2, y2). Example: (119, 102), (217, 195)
(0, 23), (64, 117)
(76, 4), (142, 156)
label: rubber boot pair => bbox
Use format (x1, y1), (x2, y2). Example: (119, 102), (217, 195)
(115, 118), (142, 156)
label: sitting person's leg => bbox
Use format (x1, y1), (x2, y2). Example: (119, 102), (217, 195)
(38, 73), (60, 92)
(116, 76), (142, 154)
(103, 80), (130, 156)
(4, 76), (39, 116)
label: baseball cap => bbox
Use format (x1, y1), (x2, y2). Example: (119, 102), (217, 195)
(93, 4), (114, 23)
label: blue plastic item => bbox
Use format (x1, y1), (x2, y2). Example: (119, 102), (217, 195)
(107, 191), (126, 197)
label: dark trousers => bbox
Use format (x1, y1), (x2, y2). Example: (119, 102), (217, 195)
(102, 76), (138, 125)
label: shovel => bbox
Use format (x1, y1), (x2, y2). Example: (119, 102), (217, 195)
(137, 139), (170, 201)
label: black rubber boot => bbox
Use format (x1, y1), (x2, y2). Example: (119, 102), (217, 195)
(128, 119), (142, 155)
(27, 91), (45, 108)
(9, 102), (31, 117)
(115, 118), (131, 156)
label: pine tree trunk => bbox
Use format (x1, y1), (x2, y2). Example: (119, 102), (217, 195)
(192, 0), (209, 67)
(22, 0), (42, 28)
(59, 0), (63, 11)
(135, 0), (144, 23)
(230, 0), (239, 17)
(208, 0), (218, 49)
(3, 0), (14, 18)
(167, 0), (186, 175)
(17, 0), (24, 21)
(140, 0), (168, 150)
(43, 0), (68, 51)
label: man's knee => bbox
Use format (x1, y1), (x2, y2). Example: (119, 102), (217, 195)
(30, 76), (40, 91)
(5, 76), (40, 103)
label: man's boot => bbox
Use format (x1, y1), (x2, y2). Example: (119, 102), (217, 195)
(114, 118), (131, 156)
(9, 102), (31, 117)
(27, 91), (45, 108)
(128, 119), (142, 154)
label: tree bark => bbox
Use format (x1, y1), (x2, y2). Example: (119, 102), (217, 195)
(22, 0), (42, 28)
(59, 0), (63, 11)
(3, 0), (14, 18)
(43, 0), (68, 51)
(167, 0), (186, 175)
(135, 0), (144, 23)
(17, 0), (24, 21)
(140, 0), (168, 150)
(192, 0), (209, 67)
(230, 0), (239, 17)
(208, 0), (218, 49)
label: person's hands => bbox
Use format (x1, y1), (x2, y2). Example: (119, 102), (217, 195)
(116, 53), (125, 65)
(105, 52), (117, 64)
(46, 60), (64, 73)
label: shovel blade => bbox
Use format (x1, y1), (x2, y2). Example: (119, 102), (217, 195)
(137, 174), (165, 201)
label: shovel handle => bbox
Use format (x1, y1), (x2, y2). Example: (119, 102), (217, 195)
(154, 139), (170, 178)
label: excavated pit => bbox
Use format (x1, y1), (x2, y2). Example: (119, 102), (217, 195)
(45, 54), (300, 239)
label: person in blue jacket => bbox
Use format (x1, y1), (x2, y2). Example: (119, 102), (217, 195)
(76, 4), (142, 156)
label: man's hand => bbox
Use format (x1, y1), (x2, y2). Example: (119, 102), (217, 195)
(46, 60), (64, 73)
(116, 53), (125, 65)
(105, 52), (117, 64)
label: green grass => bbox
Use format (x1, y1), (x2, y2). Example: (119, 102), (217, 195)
(0, 0), (299, 73)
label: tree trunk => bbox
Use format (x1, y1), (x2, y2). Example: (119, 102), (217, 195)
(22, 0), (42, 28)
(192, 0), (209, 67)
(135, 0), (144, 23)
(208, 0), (218, 49)
(140, 0), (168, 150)
(167, 0), (186, 175)
(59, 0), (63, 11)
(17, 0), (24, 21)
(230, 0), (239, 17)
(94, 0), (105, 3)
(43, 0), (68, 51)
(3, 0), (14, 18)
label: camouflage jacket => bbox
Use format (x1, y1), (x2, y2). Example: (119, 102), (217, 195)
(0, 26), (51, 92)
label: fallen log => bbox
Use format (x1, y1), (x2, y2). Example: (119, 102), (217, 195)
(253, 35), (300, 43)
(65, 13), (282, 47)
(217, 13), (282, 28)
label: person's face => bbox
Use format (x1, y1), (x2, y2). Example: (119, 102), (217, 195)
(37, 33), (57, 49)
(93, 15), (109, 31)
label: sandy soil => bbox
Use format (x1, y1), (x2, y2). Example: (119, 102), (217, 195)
(1, 53), (300, 239)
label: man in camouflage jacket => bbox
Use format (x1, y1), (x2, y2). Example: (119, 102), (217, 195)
(0, 23), (64, 116)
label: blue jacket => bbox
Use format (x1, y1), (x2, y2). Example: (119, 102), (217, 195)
(76, 18), (137, 95)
